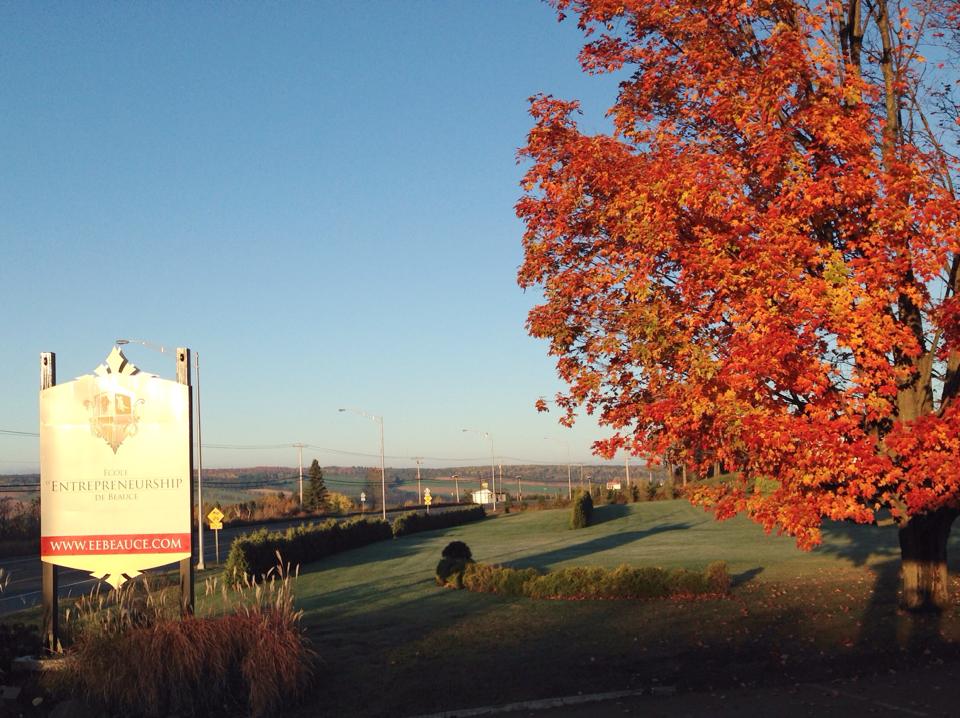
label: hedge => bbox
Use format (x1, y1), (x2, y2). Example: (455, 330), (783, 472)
(225, 518), (392, 581)
(460, 561), (731, 600)
(225, 507), (487, 581)
(392, 506), (486, 537)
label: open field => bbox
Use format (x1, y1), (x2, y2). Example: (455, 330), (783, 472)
(284, 501), (960, 716)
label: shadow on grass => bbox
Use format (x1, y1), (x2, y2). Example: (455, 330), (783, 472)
(590, 504), (632, 525)
(507, 523), (692, 571)
(290, 530), (453, 574)
(732, 567), (764, 587)
(816, 520), (959, 656)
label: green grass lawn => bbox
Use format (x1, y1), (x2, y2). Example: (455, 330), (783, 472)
(281, 501), (960, 717)
(6, 501), (960, 716)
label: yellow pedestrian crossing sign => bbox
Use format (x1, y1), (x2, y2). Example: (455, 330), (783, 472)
(207, 507), (224, 530)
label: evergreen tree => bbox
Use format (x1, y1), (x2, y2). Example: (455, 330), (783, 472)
(305, 459), (327, 512)
(363, 467), (383, 511)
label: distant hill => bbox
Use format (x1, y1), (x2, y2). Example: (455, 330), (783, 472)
(2, 463), (671, 503)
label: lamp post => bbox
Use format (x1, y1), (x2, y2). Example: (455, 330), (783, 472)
(462, 429), (496, 510)
(339, 408), (386, 520)
(116, 338), (205, 571)
(292, 443), (305, 505)
(544, 436), (573, 499)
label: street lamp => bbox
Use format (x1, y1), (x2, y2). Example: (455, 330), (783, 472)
(339, 408), (386, 520)
(412, 457), (423, 505)
(544, 436), (573, 499)
(116, 338), (206, 571)
(462, 428), (496, 510)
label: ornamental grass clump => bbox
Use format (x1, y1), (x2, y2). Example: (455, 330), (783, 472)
(47, 560), (314, 718)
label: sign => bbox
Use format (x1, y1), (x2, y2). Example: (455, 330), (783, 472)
(40, 348), (191, 588)
(423, 488), (432, 506)
(207, 507), (224, 530)
(360, 491), (366, 504)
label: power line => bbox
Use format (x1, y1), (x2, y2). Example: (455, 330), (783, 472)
(0, 429), (39, 437)
(1, 427), (621, 467)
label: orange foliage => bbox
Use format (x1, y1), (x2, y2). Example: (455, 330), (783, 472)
(519, 0), (960, 548)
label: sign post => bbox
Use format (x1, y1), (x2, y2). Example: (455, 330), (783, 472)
(424, 487), (432, 514)
(39, 347), (195, 622)
(40, 353), (58, 653)
(360, 491), (366, 513)
(207, 507), (224, 564)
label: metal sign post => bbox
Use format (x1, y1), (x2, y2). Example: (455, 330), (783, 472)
(176, 348), (195, 616)
(40, 353), (58, 653)
(207, 507), (224, 564)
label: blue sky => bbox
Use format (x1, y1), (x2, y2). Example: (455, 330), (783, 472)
(0, 1), (631, 472)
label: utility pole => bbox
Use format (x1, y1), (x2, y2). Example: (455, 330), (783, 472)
(517, 475), (522, 502)
(412, 457), (423, 505)
(294, 443), (305, 505)
(453, 474), (460, 503)
(625, 454), (631, 490)
(498, 463), (503, 499)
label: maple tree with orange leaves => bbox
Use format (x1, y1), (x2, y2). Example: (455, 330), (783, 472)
(519, 0), (960, 610)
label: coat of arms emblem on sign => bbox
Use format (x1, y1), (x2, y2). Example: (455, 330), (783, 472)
(84, 347), (145, 453)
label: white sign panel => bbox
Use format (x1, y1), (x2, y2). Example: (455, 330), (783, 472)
(40, 348), (191, 587)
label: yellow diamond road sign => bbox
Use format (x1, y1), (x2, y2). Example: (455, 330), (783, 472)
(207, 507), (224, 530)
(424, 488), (432, 506)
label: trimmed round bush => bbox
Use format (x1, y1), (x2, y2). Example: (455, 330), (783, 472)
(441, 541), (472, 561)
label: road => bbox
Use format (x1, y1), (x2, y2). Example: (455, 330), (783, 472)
(0, 505), (460, 616)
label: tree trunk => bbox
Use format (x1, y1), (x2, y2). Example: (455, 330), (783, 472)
(898, 508), (958, 612)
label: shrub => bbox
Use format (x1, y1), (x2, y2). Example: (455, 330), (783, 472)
(436, 558), (471, 588)
(225, 517), (392, 582)
(704, 561), (731, 593)
(326, 491), (354, 514)
(570, 490), (593, 529)
(462, 562), (540, 596)
(442, 541), (473, 561)
(457, 562), (730, 601)
(666, 568), (710, 595)
(392, 506), (485, 537)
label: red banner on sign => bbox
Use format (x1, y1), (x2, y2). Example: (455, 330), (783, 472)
(41, 533), (191, 556)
